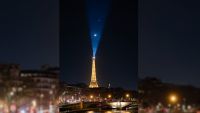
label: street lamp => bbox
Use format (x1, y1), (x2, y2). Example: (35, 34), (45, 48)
(49, 90), (54, 105)
(168, 94), (178, 112)
(89, 95), (94, 102)
(40, 93), (44, 112)
(90, 95), (94, 99)
(108, 94), (112, 98)
(126, 94), (130, 98)
(10, 92), (14, 97)
(169, 94), (178, 104)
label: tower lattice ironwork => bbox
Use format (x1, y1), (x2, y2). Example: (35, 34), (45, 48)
(89, 57), (99, 88)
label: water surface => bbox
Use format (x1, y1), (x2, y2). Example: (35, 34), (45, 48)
(85, 110), (134, 113)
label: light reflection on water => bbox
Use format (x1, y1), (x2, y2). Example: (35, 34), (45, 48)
(85, 110), (133, 113)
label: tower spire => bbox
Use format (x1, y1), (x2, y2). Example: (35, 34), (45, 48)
(89, 57), (99, 88)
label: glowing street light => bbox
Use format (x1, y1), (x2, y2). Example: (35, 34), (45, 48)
(32, 100), (37, 107)
(169, 94), (178, 103)
(126, 94), (130, 98)
(90, 95), (94, 99)
(10, 91), (14, 96)
(108, 94), (112, 98)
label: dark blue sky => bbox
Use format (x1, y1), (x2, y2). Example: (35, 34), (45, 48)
(0, 0), (59, 69)
(61, 0), (138, 90)
(2, 0), (199, 89)
(139, 0), (200, 87)
(86, 0), (110, 57)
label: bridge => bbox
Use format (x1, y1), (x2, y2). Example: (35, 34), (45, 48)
(107, 102), (132, 109)
(59, 101), (134, 112)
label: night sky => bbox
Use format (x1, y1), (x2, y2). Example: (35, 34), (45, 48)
(2, 0), (199, 89)
(139, 0), (200, 87)
(61, 0), (138, 90)
(0, 0), (59, 69)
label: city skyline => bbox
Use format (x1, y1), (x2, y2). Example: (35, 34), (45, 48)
(1, 0), (200, 89)
(1, 0), (200, 112)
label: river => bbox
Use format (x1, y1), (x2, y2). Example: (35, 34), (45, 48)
(84, 110), (134, 113)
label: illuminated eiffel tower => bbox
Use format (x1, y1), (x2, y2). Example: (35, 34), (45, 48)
(89, 57), (99, 88)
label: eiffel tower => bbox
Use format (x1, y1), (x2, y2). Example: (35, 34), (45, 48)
(89, 57), (99, 88)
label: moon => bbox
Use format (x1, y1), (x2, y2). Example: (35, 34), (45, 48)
(93, 33), (97, 37)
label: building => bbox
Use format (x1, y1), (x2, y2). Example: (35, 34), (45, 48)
(139, 77), (200, 106)
(0, 64), (59, 112)
(58, 84), (82, 105)
(0, 64), (22, 100)
(20, 67), (59, 108)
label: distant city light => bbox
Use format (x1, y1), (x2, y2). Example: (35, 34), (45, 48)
(108, 94), (112, 98)
(126, 94), (130, 98)
(169, 94), (178, 103)
(90, 95), (94, 99)
(32, 100), (37, 107)
(10, 91), (14, 96)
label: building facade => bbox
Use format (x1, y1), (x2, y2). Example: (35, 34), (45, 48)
(20, 67), (60, 108)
